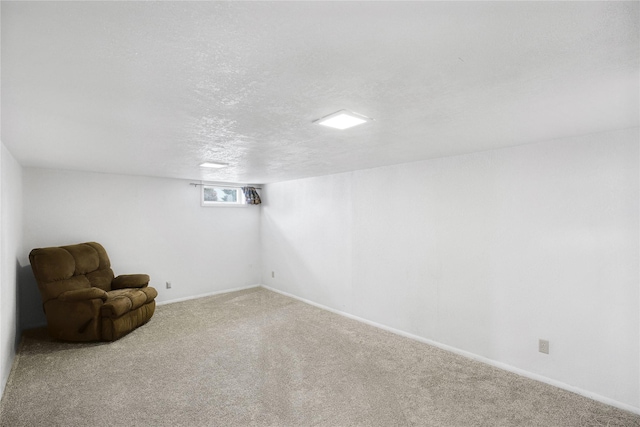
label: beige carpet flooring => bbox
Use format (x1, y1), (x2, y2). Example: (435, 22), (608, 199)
(1, 287), (639, 426)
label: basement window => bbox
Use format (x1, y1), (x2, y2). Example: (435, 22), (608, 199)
(201, 185), (245, 207)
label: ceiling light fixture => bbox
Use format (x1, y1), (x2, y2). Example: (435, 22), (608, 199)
(314, 110), (372, 130)
(199, 162), (228, 169)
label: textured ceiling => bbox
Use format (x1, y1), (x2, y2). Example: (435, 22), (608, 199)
(2, 1), (639, 184)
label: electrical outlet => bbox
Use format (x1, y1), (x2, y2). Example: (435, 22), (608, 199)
(539, 339), (549, 354)
(271, 271), (275, 278)
(166, 281), (172, 289)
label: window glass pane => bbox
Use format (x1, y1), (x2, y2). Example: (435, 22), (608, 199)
(220, 188), (238, 202)
(203, 186), (240, 204)
(203, 187), (218, 202)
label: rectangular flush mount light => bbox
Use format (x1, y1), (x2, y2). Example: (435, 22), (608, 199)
(314, 110), (372, 130)
(199, 162), (228, 169)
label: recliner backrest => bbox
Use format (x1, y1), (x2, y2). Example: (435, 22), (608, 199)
(29, 242), (115, 303)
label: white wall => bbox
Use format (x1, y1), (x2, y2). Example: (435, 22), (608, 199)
(261, 127), (640, 412)
(22, 168), (262, 329)
(1, 143), (23, 396)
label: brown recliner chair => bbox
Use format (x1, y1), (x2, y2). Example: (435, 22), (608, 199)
(29, 242), (157, 342)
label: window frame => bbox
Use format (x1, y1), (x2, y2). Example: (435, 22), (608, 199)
(200, 184), (247, 207)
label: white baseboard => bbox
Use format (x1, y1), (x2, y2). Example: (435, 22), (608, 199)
(156, 284), (261, 306)
(260, 284), (640, 416)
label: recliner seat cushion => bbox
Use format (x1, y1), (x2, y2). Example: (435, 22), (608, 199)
(102, 287), (158, 318)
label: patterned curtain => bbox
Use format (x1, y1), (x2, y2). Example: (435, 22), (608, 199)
(242, 187), (262, 205)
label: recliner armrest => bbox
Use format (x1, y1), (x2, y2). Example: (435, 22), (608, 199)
(112, 274), (150, 289)
(58, 287), (108, 302)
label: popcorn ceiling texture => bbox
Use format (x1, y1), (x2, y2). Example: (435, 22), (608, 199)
(1, 288), (639, 426)
(2, 2), (638, 183)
